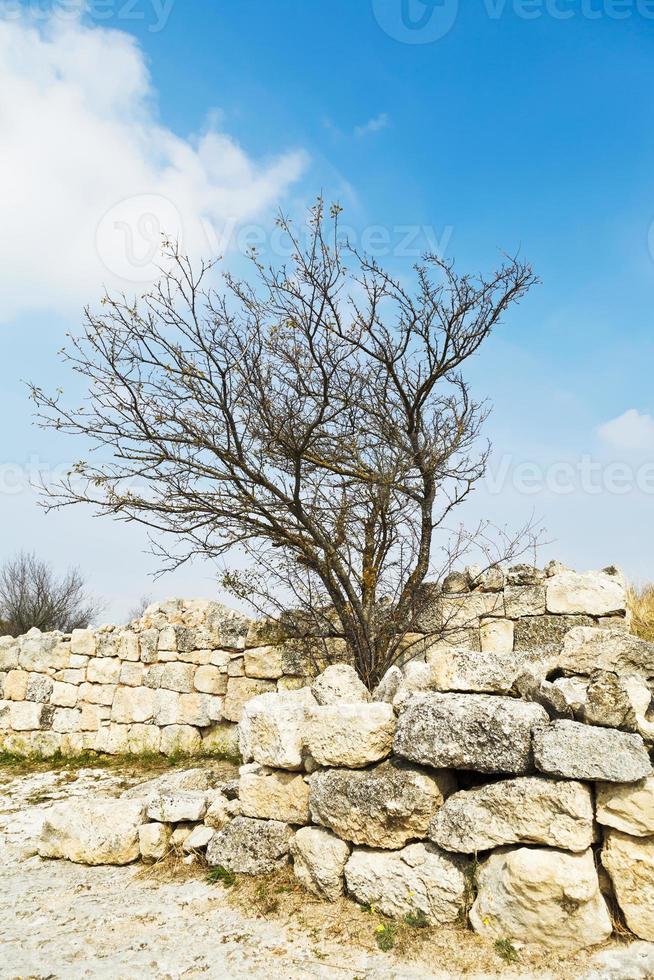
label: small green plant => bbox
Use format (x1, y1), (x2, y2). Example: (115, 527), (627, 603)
(494, 938), (519, 964)
(207, 865), (236, 888)
(403, 908), (429, 929)
(374, 923), (396, 952)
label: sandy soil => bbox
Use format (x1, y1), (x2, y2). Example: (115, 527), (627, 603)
(0, 762), (640, 980)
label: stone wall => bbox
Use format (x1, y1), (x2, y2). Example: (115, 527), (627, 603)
(0, 563), (632, 758)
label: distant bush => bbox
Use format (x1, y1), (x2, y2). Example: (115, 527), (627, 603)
(628, 583), (654, 643)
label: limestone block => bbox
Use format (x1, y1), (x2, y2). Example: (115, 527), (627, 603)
(602, 830), (654, 941)
(193, 665), (228, 695)
(160, 724), (201, 756)
(25, 673), (54, 703)
(38, 799), (146, 865)
(239, 688), (316, 770)
(470, 846), (611, 953)
(79, 703), (102, 731)
(425, 648), (551, 695)
(514, 614), (595, 654)
(158, 624), (195, 654)
(10, 701), (54, 731)
(119, 662), (144, 687)
(52, 707), (82, 733)
(176, 692), (222, 727)
(51, 681), (78, 708)
(506, 564), (546, 586)
(144, 663), (195, 694)
(0, 637), (19, 670)
(240, 766), (310, 824)
(182, 825), (215, 852)
(70, 629), (96, 657)
(111, 686), (155, 724)
(86, 657), (122, 685)
(244, 646), (284, 680)
(304, 702), (395, 768)
(440, 591), (505, 629)
(4, 669), (28, 700)
(480, 618), (515, 654)
(127, 724), (160, 754)
(210, 650), (231, 669)
(504, 584), (547, 618)
(429, 776), (595, 853)
(227, 657), (245, 677)
(62, 668), (86, 685)
(371, 666), (404, 704)
(146, 791), (208, 823)
(152, 688), (180, 726)
(138, 629), (159, 664)
(596, 775), (654, 837)
(309, 759), (454, 849)
(533, 720), (652, 783)
(345, 843), (467, 924)
(206, 817), (292, 874)
(93, 723), (130, 754)
(117, 632), (140, 662)
(547, 568), (626, 616)
(310, 664), (371, 705)
(291, 826), (350, 901)
(223, 676), (276, 723)
(20, 631), (69, 671)
(80, 683), (116, 706)
(560, 627), (654, 679)
(201, 721), (237, 758)
(139, 822), (171, 861)
(586, 942), (654, 980)
(204, 793), (231, 830)
(394, 693), (548, 775)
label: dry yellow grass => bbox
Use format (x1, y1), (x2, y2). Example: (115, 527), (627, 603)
(628, 583), (654, 642)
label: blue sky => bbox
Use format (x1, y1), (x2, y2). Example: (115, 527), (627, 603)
(2, 0), (654, 620)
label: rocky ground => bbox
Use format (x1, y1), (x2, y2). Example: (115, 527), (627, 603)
(1, 761), (653, 980)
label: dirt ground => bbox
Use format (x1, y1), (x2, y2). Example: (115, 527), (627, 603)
(0, 761), (643, 980)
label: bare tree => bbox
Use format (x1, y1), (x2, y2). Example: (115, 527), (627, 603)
(0, 551), (103, 637)
(31, 200), (539, 687)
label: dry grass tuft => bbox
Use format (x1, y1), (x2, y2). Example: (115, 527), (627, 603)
(628, 583), (654, 642)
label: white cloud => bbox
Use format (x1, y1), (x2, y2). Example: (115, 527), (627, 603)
(597, 409), (654, 452)
(0, 11), (308, 319)
(354, 112), (390, 137)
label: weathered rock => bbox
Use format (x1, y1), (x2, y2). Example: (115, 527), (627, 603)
(11, 701), (54, 732)
(146, 792), (208, 823)
(425, 648), (552, 695)
(239, 766), (310, 824)
(479, 618), (514, 654)
(513, 671), (574, 719)
(504, 584), (546, 618)
(582, 670), (640, 730)
(223, 677), (277, 723)
(441, 571), (468, 593)
(345, 843), (467, 923)
(138, 822), (172, 861)
(585, 942), (654, 980)
(304, 702), (394, 768)
(506, 564), (546, 586)
(243, 646), (284, 680)
(309, 759), (454, 849)
(182, 825), (215, 852)
(560, 627), (654, 679)
(514, 614), (595, 654)
(25, 673), (54, 703)
(466, 564), (504, 592)
(239, 688), (316, 771)
(290, 826), (350, 901)
(122, 767), (214, 800)
(111, 686), (155, 724)
(204, 793), (232, 830)
(160, 724), (201, 755)
(440, 591), (505, 628)
(533, 720), (652, 783)
(596, 775), (654, 837)
(552, 675), (589, 715)
(429, 776), (594, 853)
(371, 665), (403, 703)
(602, 830), (654, 941)
(193, 665), (228, 695)
(394, 693), (548, 775)
(547, 568), (626, 616)
(206, 817), (293, 874)
(39, 799), (146, 865)
(310, 664), (370, 705)
(470, 846), (612, 953)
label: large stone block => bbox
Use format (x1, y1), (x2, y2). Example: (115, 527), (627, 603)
(440, 591), (505, 629)
(193, 665), (228, 695)
(70, 629), (96, 657)
(160, 725), (202, 755)
(504, 584), (546, 618)
(394, 693), (548, 774)
(20, 630), (69, 671)
(560, 627), (654, 679)
(111, 686), (155, 724)
(51, 681), (78, 708)
(290, 827), (350, 901)
(239, 688), (316, 770)
(310, 664), (370, 705)
(533, 720), (652, 783)
(470, 846), (612, 953)
(10, 701), (54, 731)
(304, 702), (395, 768)
(146, 791), (208, 823)
(514, 614), (594, 654)
(596, 775), (654, 837)
(345, 843), (467, 924)
(144, 662), (196, 693)
(223, 676), (276, 722)
(429, 776), (594, 853)
(38, 799), (146, 865)
(243, 646), (284, 680)
(139, 822), (172, 862)
(52, 707), (82, 733)
(424, 648), (552, 695)
(25, 673), (54, 703)
(546, 568), (626, 616)
(176, 692), (222, 727)
(602, 830), (654, 941)
(0, 637), (19, 670)
(4, 668), (28, 700)
(309, 759), (454, 849)
(239, 766), (310, 824)
(206, 817), (293, 874)
(479, 618), (514, 654)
